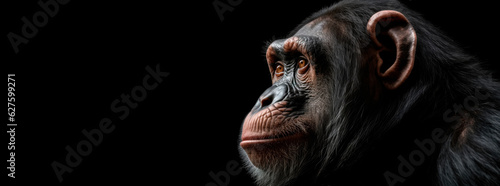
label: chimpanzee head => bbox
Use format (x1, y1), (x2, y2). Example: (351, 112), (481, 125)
(239, 1), (420, 185)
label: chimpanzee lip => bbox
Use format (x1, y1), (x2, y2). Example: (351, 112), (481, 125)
(240, 129), (307, 148)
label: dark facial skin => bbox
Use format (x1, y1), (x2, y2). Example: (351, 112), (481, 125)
(238, 16), (341, 167)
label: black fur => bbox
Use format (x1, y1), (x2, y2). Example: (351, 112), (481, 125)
(241, 0), (500, 185)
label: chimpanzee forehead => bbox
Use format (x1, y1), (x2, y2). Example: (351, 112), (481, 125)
(294, 17), (334, 41)
(265, 17), (332, 62)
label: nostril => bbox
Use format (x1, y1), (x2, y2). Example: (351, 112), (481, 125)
(260, 94), (274, 108)
(252, 84), (288, 112)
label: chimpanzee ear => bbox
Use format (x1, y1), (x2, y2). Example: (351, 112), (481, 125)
(367, 10), (417, 90)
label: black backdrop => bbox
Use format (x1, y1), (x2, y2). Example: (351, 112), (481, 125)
(4, 0), (499, 185)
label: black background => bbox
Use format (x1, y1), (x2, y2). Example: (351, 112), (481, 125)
(4, 0), (499, 185)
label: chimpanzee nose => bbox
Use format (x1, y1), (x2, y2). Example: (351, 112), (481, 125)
(253, 84), (288, 111)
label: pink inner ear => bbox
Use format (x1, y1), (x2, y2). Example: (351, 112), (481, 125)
(367, 10), (417, 90)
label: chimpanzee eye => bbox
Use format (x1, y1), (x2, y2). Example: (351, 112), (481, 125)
(275, 64), (285, 75)
(297, 58), (309, 75)
(298, 59), (308, 69)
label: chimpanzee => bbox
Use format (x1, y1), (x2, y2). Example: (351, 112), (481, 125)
(238, 0), (500, 185)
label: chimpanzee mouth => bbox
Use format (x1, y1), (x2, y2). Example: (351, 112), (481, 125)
(240, 126), (308, 148)
(240, 100), (310, 148)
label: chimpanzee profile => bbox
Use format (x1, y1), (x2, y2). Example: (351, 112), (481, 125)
(238, 0), (500, 185)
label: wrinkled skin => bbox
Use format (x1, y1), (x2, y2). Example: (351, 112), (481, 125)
(239, 1), (500, 186)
